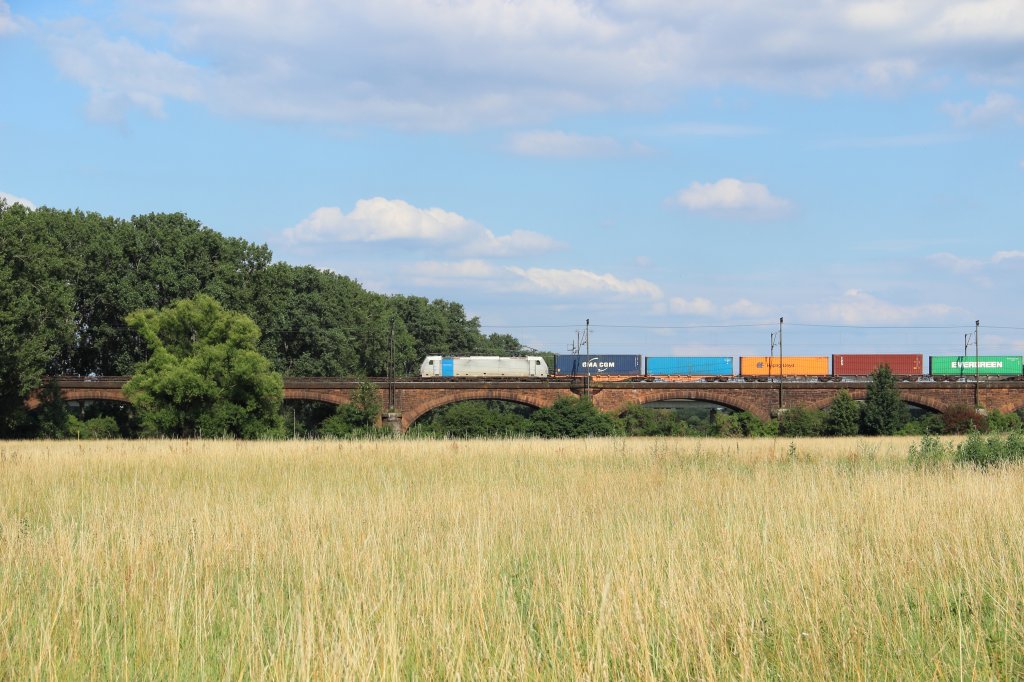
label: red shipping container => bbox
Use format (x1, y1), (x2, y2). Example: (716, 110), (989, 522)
(832, 354), (924, 376)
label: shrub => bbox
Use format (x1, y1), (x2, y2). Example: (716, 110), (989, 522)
(777, 407), (824, 437)
(942, 404), (988, 434)
(954, 431), (1024, 467)
(986, 409), (1022, 433)
(907, 434), (953, 468)
(65, 415), (121, 439)
(619, 403), (687, 436)
(737, 411), (776, 437)
(528, 397), (622, 438)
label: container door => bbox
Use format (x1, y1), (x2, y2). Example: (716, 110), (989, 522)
(441, 357), (454, 377)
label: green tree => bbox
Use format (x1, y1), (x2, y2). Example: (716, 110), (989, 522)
(823, 389), (861, 436)
(0, 201), (75, 436)
(861, 365), (909, 435)
(777, 406), (825, 437)
(412, 400), (532, 438)
(352, 380), (383, 425)
(250, 264), (364, 377)
(318, 381), (385, 437)
(619, 403), (686, 436)
(527, 397), (622, 438)
(123, 295), (283, 438)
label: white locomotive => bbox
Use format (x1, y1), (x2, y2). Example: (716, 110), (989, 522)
(420, 355), (549, 378)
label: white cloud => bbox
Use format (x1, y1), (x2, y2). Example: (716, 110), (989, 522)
(285, 198), (561, 257)
(46, 26), (202, 122)
(0, 191), (35, 209)
(0, 1), (21, 35)
(804, 289), (953, 324)
(943, 92), (1024, 128)
(669, 296), (714, 315)
(931, 249), (1024, 271)
(671, 178), (791, 218)
(37, 1), (1024, 128)
(506, 266), (663, 298)
(506, 130), (637, 158)
(929, 252), (983, 273)
(411, 259), (499, 280)
(722, 298), (771, 319)
(657, 122), (769, 137)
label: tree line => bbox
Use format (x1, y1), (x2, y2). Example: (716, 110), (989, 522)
(0, 200), (519, 437)
(4, 200), (1017, 440)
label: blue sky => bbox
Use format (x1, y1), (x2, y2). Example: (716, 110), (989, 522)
(1, 0), (1022, 359)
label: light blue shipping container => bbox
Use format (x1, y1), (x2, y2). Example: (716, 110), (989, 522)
(645, 356), (734, 376)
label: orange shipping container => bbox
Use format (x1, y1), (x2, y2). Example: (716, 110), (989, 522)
(739, 356), (829, 376)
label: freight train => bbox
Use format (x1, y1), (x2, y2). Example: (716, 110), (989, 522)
(419, 353), (1024, 380)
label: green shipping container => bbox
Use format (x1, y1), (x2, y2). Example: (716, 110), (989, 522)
(929, 355), (1023, 376)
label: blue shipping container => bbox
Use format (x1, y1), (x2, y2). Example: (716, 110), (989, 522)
(555, 354), (642, 376)
(645, 356), (734, 376)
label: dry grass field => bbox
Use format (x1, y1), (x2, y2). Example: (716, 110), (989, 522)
(2, 436), (1023, 680)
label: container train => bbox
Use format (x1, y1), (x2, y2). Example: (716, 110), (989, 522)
(420, 353), (1024, 379)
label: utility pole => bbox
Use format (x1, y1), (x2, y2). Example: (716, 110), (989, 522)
(779, 316), (784, 410)
(388, 317), (396, 413)
(962, 320), (981, 408)
(974, 320), (980, 408)
(770, 317), (783, 411)
(584, 319), (591, 400)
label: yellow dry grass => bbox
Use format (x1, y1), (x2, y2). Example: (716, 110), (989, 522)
(1, 436), (1022, 680)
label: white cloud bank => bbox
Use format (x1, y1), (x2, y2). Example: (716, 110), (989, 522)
(944, 92), (1024, 128)
(506, 266), (663, 298)
(804, 289), (953, 324)
(35, 0), (1024, 128)
(285, 198), (561, 257)
(930, 249), (1024, 273)
(0, 1), (20, 36)
(506, 130), (642, 158)
(0, 191), (35, 209)
(664, 296), (770, 318)
(671, 178), (791, 218)
(410, 260), (663, 299)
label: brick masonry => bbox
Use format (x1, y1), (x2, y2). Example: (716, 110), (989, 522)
(31, 377), (1024, 432)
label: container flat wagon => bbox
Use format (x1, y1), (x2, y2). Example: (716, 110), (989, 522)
(832, 354), (924, 376)
(645, 356), (734, 377)
(929, 355), (1023, 376)
(739, 356), (829, 377)
(554, 354), (642, 378)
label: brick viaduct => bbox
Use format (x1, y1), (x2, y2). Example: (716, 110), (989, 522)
(33, 376), (1024, 432)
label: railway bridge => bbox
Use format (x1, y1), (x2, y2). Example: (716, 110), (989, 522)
(32, 376), (1024, 433)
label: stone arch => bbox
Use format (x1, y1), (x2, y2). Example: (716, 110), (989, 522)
(282, 389), (348, 405)
(601, 388), (769, 420)
(26, 387), (133, 410)
(402, 388), (565, 430)
(898, 392), (949, 414)
(805, 389), (946, 414)
(806, 389), (867, 413)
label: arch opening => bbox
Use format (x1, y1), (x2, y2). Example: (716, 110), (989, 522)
(409, 398), (539, 437)
(282, 398), (343, 437)
(624, 389), (763, 418)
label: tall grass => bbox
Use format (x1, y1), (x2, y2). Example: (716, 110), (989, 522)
(2, 437), (1022, 679)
